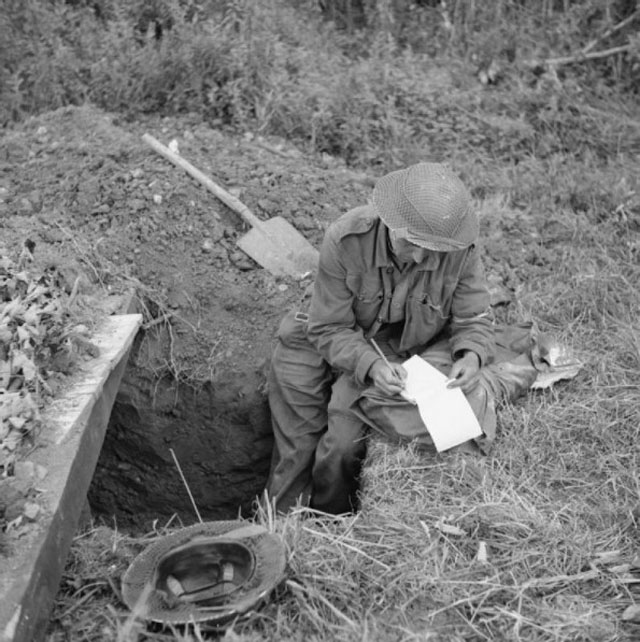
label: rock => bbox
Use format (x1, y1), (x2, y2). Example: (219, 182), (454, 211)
(23, 502), (40, 521)
(292, 214), (317, 231)
(229, 251), (256, 271)
(210, 223), (225, 242)
(19, 198), (34, 214)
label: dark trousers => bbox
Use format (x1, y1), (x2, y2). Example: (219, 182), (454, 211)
(265, 312), (367, 514)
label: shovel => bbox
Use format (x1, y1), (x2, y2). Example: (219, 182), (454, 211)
(142, 133), (319, 278)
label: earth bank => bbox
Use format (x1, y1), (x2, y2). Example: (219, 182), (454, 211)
(0, 104), (373, 531)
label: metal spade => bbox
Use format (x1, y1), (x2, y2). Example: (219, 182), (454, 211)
(143, 133), (319, 278)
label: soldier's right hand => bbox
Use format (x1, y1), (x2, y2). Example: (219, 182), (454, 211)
(369, 360), (407, 396)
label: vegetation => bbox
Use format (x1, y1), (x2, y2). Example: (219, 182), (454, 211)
(0, 244), (102, 485)
(3, 0), (639, 640)
(1, 1), (639, 167)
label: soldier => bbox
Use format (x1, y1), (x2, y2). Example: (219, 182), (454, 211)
(266, 162), (496, 514)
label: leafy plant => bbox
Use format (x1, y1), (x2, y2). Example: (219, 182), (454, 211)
(0, 247), (98, 473)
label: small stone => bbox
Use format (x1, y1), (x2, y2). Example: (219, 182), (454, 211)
(210, 224), (225, 242)
(8, 416), (26, 431)
(73, 324), (90, 336)
(278, 284), (288, 292)
(23, 502), (40, 521)
(229, 251), (255, 271)
(19, 198), (34, 214)
(202, 239), (214, 253)
(13, 460), (36, 482)
(153, 194), (163, 205)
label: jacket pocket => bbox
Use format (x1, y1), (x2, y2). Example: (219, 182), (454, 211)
(346, 274), (384, 328)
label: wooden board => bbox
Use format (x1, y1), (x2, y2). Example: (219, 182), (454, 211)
(0, 314), (142, 642)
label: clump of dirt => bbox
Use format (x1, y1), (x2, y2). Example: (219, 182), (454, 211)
(0, 104), (372, 532)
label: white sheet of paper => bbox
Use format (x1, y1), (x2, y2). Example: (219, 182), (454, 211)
(400, 355), (482, 452)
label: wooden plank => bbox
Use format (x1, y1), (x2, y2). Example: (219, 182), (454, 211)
(0, 314), (142, 642)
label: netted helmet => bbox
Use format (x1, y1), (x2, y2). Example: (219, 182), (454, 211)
(121, 521), (286, 627)
(372, 162), (478, 251)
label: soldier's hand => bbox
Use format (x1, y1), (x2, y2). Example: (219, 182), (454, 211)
(369, 360), (407, 396)
(447, 351), (480, 393)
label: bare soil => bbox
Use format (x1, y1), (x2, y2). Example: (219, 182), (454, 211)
(0, 104), (374, 533)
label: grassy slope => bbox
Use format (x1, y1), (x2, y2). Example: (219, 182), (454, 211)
(25, 1), (639, 640)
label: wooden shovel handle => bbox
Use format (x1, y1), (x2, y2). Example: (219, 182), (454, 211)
(142, 133), (264, 231)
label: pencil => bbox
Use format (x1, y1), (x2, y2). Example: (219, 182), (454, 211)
(370, 338), (393, 369)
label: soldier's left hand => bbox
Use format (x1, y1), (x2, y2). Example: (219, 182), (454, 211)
(447, 351), (480, 393)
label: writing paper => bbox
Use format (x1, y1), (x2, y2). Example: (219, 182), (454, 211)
(400, 355), (482, 451)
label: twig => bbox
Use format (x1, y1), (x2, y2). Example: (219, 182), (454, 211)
(528, 43), (631, 69)
(521, 568), (600, 589)
(253, 139), (293, 159)
(169, 447), (203, 523)
(582, 10), (639, 55)
(142, 311), (174, 330)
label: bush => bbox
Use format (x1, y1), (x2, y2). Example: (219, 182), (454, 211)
(1, 0), (639, 169)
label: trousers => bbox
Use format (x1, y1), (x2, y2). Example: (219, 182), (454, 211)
(265, 311), (370, 514)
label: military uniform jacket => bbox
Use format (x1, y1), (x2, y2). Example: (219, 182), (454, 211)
(306, 205), (495, 386)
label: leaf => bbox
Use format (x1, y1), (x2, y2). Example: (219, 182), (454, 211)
(26, 283), (48, 301)
(8, 415), (26, 431)
(16, 325), (30, 344)
(3, 429), (22, 451)
(11, 351), (37, 383)
(23, 306), (41, 326)
(0, 391), (37, 420)
(0, 360), (10, 389)
(0, 322), (12, 344)
(0, 298), (24, 321)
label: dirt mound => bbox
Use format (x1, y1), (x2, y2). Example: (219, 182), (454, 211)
(0, 104), (372, 530)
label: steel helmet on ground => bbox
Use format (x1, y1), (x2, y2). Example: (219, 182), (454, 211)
(121, 521), (286, 627)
